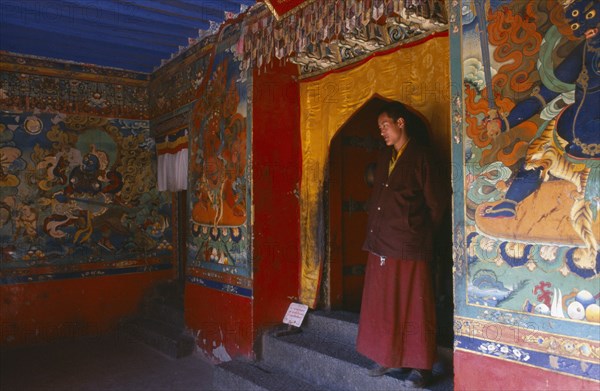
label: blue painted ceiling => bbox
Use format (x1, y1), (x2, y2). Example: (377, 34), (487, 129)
(0, 0), (257, 73)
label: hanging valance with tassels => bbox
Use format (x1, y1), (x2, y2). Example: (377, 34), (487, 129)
(165, 0), (447, 80)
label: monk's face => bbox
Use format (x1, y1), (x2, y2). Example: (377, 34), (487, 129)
(378, 113), (405, 149)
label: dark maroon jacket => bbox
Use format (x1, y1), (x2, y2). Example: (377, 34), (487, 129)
(362, 140), (448, 261)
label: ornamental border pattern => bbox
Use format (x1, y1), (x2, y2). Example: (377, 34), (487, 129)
(0, 54), (149, 119)
(454, 316), (600, 365)
(0, 52), (149, 80)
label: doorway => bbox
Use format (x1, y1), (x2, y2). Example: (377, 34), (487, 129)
(328, 97), (388, 312)
(327, 97), (454, 349)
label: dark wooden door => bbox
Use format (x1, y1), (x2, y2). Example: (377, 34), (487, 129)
(329, 100), (384, 312)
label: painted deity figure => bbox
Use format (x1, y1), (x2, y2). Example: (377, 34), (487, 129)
(191, 59), (247, 227)
(66, 152), (102, 195)
(479, 0), (599, 265)
(13, 203), (37, 240)
(46, 142), (125, 248)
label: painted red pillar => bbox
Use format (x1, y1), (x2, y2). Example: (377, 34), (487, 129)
(252, 61), (302, 346)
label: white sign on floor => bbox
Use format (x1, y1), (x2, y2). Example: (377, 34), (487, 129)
(283, 302), (309, 327)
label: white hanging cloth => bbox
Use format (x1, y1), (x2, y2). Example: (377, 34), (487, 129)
(156, 129), (188, 192)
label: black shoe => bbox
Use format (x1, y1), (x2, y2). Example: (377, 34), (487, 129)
(368, 365), (393, 377)
(404, 369), (432, 388)
(367, 365), (409, 377)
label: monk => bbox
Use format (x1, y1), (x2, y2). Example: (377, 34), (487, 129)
(357, 101), (447, 388)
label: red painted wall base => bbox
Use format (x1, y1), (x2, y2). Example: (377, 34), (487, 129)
(184, 283), (253, 361)
(454, 350), (599, 390)
(1, 270), (173, 347)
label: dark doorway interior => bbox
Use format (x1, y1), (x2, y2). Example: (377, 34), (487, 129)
(328, 97), (388, 312)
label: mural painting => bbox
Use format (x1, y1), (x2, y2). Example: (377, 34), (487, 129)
(0, 112), (173, 281)
(187, 23), (252, 295)
(149, 44), (213, 120)
(453, 0), (599, 382)
(0, 54), (148, 119)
